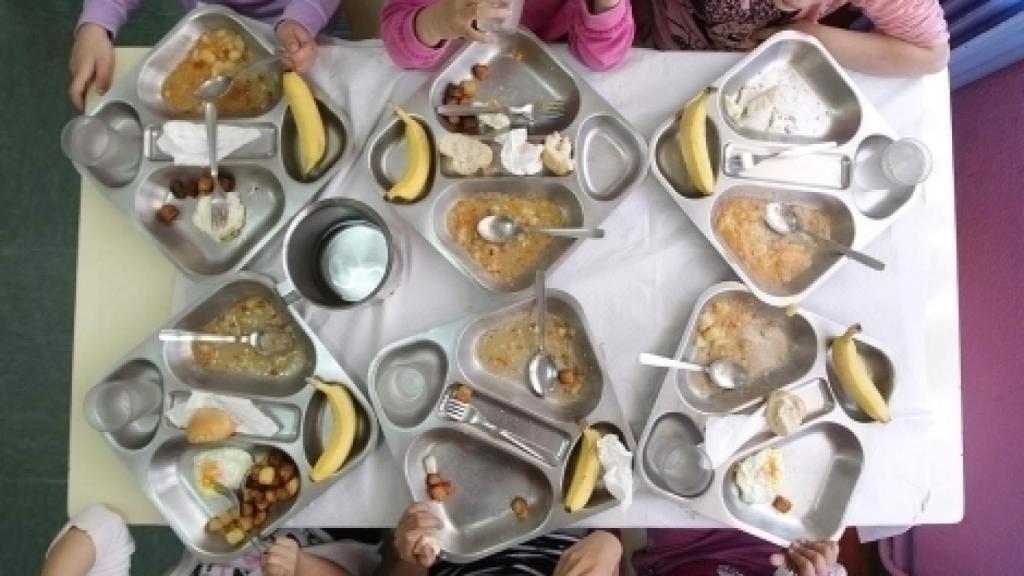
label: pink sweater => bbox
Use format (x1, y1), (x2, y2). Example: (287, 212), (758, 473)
(381, 0), (634, 71)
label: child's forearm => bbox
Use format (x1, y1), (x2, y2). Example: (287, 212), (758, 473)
(791, 21), (949, 77)
(280, 0), (342, 35)
(296, 550), (354, 576)
(570, 0), (634, 71)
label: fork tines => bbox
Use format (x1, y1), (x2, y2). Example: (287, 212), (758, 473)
(441, 396), (470, 421)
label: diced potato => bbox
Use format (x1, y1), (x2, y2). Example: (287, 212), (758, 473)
(225, 528), (246, 546)
(265, 489), (278, 504)
(254, 510), (268, 527)
(258, 466), (276, 486)
(275, 487), (290, 502)
(228, 506), (240, 520)
(238, 516), (254, 532)
(255, 498), (269, 512)
(285, 477), (299, 497)
(241, 503), (254, 518)
(206, 517), (224, 533)
(267, 451), (284, 467)
(216, 510), (234, 527)
(279, 464), (296, 482)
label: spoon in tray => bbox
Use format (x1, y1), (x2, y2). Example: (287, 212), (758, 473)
(638, 352), (748, 390)
(526, 270), (558, 398)
(764, 201), (885, 271)
(477, 214), (604, 244)
(159, 329), (295, 355)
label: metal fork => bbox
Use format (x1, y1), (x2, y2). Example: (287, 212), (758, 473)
(211, 482), (265, 554)
(203, 101), (230, 231)
(440, 396), (549, 463)
(436, 100), (567, 123)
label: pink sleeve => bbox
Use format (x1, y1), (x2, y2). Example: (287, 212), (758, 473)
(381, 0), (450, 69)
(849, 0), (949, 47)
(280, 0), (342, 35)
(567, 0), (634, 71)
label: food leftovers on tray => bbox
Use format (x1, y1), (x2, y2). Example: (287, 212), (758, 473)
(162, 28), (276, 115)
(542, 132), (574, 176)
(423, 454), (455, 502)
(447, 193), (566, 285)
(439, 133), (493, 176)
(723, 63), (831, 137)
(497, 129), (543, 175)
(453, 383), (474, 403)
(204, 449), (299, 545)
(475, 311), (585, 397)
(765, 390), (806, 437)
(510, 496), (529, 520)
(192, 295), (305, 377)
(733, 447), (783, 505)
(195, 447), (253, 496)
(715, 197), (832, 288)
(691, 295), (790, 398)
(193, 192), (246, 242)
(772, 494), (793, 514)
(156, 169), (247, 242)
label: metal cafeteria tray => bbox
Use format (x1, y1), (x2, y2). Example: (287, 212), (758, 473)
(366, 29), (648, 293)
(635, 281), (897, 545)
(87, 272), (378, 561)
(70, 5), (354, 281)
(650, 31), (920, 306)
(367, 290), (635, 562)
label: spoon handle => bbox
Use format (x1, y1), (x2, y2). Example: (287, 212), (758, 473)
(159, 329), (238, 344)
(532, 227), (605, 239)
(535, 270), (547, 352)
(204, 101), (218, 181)
(638, 353), (705, 372)
(810, 234), (886, 271)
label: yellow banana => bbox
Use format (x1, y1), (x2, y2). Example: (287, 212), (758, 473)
(386, 104), (430, 202)
(309, 377), (359, 482)
(831, 325), (891, 423)
(564, 427), (602, 513)
(283, 71), (326, 177)
(678, 88), (715, 196)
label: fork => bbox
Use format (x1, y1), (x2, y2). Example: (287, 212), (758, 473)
(436, 100), (567, 123)
(203, 101), (230, 232)
(211, 482), (265, 554)
(440, 396), (550, 463)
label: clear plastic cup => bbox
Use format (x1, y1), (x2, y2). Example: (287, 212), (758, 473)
(855, 137), (932, 190)
(83, 378), (163, 433)
(660, 444), (714, 497)
(476, 0), (524, 34)
(61, 115), (141, 175)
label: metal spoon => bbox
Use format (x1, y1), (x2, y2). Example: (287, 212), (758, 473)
(477, 214), (604, 244)
(193, 52), (284, 103)
(728, 141), (837, 174)
(526, 270), (558, 397)
(638, 352), (748, 390)
(158, 329), (294, 355)
(764, 202), (885, 271)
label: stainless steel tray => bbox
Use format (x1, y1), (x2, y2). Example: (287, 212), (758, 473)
(368, 290), (635, 562)
(649, 32), (920, 306)
(366, 29), (648, 293)
(70, 6), (355, 281)
(635, 281), (897, 545)
(88, 272), (379, 561)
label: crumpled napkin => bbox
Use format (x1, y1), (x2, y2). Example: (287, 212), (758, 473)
(597, 434), (634, 510)
(166, 391), (279, 437)
(704, 412), (765, 468)
(496, 128), (543, 175)
(157, 121), (261, 166)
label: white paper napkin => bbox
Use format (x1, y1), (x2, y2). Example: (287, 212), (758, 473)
(166, 391), (279, 437)
(157, 121), (261, 166)
(597, 434), (635, 510)
(704, 412), (766, 468)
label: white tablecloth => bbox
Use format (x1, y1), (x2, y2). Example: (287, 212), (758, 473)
(176, 39), (962, 533)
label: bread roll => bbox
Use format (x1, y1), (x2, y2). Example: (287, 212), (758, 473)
(766, 390), (806, 437)
(187, 407), (237, 443)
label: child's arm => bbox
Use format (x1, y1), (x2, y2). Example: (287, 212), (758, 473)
(789, 20), (949, 76)
(381, 0), (504, 69)
(41, 528), (95, 576)
(263, 537), (353, 576)
(79, 0), (141, 36)
(280, 0), (342, 36)
(381, 0), (449, 69)
(295, 549), (354, 576)
(568, 0), (634, 71)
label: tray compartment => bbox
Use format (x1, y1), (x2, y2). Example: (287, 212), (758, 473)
(163, 279), (316, 396)
(577, 114), (647, 201)
(92, 358), (164, 450)
(373, 340), (449, 429)
(722, 422), (863, 543)
(370, 115), (438, 203)
(641, 412), (713, 498)
(826, 336), (896, 423)
(404, 428), (553, 560)
(302, 383), (376, 478)
(282, 97), (349, 183)
(850, 134), (917, 219)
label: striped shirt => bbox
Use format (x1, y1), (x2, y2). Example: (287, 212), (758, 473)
(430, 533), (581, 576)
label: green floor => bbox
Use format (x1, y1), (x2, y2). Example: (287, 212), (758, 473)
(0, 3), (199, 574)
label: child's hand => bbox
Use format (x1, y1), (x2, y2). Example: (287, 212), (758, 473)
(276, 19), (317, 73)
(395, 502), (443, 567)
(68, 23), (114, 111)
(770, 540), (840, 576)
(414, 0), (511, 47)
(262, 536), (300, 576)
(553, 530), (622, 576)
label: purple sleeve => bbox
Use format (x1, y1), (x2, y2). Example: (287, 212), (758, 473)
(568, 0), (634, 71)
(279, 0), (342, 35)
(380, 0), (449, 69)
(78, 0), (141, 36)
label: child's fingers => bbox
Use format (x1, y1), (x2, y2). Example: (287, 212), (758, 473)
(68, 59), (95, 111)
(465, 25), (496, 44)
(475, 5), (512, 21)
(93, 53), (114, 94)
